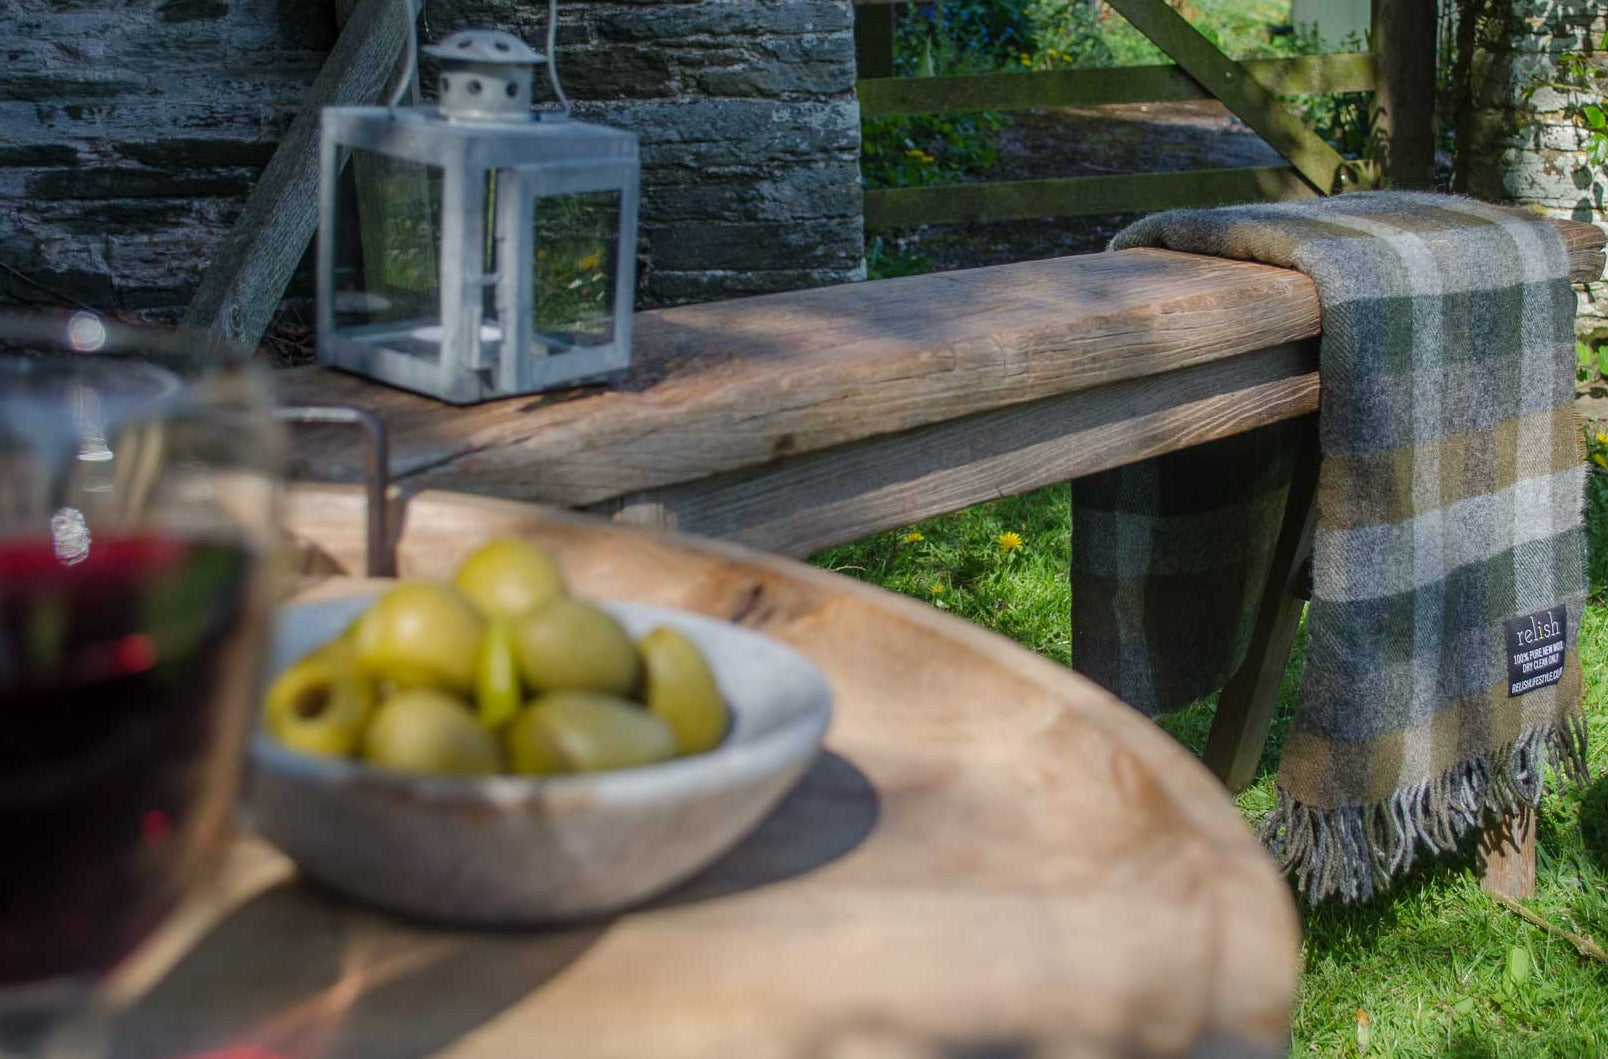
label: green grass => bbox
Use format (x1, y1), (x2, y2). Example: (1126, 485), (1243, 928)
(811, 452), (1608, 1055)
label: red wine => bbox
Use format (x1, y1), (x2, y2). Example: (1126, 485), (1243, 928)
(0, 534), (255, 987)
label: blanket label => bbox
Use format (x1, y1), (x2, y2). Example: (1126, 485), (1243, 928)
(1504, 605), (1567, 697)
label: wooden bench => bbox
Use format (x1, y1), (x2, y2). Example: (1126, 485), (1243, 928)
(282, 217), (1607, 894)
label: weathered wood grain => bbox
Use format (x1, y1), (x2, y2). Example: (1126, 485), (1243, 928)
(1204, 417), (1320, 792)
(1562, 216), (1607, 283)
(182, 0), (410, 346)
(864, 166), (1316, 229)
(1370, 0), (1437, 189)
(1104, 0), (1355, 193)
(281, 247), (1323, 501)
(597, 342), (1320, 557)
(134, 486), (1297, 1059)
(857, 53), (1377, 117)
(282, 218), (1600, 525)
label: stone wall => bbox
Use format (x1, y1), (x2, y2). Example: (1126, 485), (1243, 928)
(0, 0), (864, 318)
(1454, 0), (1607, 347)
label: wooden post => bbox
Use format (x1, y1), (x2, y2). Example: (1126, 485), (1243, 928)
(1479, 807), (1537, 899)
(854, 2), (897, 81)
(1204, 416), (1318, 792)
(1370, 0), (1437, 189)
(181, 0), (412, 348)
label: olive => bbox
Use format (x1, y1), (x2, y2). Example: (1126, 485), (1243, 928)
(352, 581), (485, 695)
(637, 626), (729, 755)
(361, 688), (501, 776)
(475, 613), (523, 730)
(454, 537), (565, 619)
(518, 690), (677, 772)
(512, 598), (641, 698)
(503, 702), (569, 775)
(264, 649), (376, 758)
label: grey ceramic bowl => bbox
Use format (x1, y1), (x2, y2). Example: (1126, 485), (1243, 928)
(247, 592), (832, 925)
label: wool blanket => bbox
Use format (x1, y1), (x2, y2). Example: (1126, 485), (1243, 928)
(1072, 192), (1589, 903)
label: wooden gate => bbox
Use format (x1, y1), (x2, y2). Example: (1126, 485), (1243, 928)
(854, 0), (1436, 230)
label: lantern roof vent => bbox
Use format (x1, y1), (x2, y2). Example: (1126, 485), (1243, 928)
(425, 30), (546, 123)
(424, 29), (546, 67)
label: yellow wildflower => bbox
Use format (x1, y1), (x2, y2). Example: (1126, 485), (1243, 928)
(577, 249), (603, 271)
(1596, 430), (1608, 445)
(1595, 452), (1608, 470)
(996, 531), (1024, 552)
(903, 147), (936, 165)
(902, 531), (925, 543)
(929, 583), (944, 595)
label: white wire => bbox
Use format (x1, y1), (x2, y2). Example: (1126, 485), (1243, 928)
(387, 0), (421, 108)
(546, 0), (571, 114)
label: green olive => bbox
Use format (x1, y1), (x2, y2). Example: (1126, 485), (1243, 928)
(361, 688), (501, 776)
(503, 702), (570, 775)
(638, 626), (729, 755)
(521, 690), (678, 772)
(264, 649), (376, 758)
(454, 537), (565, 619)
(512, 598), (641, 698)
(475, 613), (524, 730)
(352, 581), (485, 695)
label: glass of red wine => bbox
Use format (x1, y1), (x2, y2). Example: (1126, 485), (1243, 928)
(0, 310), (281, 1048)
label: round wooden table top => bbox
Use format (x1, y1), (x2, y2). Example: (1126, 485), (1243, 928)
(80, 487), (1298, 1059)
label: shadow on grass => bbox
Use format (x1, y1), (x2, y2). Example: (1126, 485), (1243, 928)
(1576, 772), (1608, 871)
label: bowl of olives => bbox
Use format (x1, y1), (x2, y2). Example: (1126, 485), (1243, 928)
(247, 538), (833, 926)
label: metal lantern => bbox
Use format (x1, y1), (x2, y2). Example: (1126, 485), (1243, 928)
(317, 28), (640, 404)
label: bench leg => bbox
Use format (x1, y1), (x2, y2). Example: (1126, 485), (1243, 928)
(1203, 418), (1320, 793)
(1478, 808), (1537, 898)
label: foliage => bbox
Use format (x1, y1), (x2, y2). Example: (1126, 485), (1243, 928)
(864, 235), (938, 280)
(812, 486), (1072, 664)
(861, 112), (1007, 190)
(1021, 0), (1298, 71)
(893, 0), (1040, 78)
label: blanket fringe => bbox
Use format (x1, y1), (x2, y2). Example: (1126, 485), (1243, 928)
(1258, 713), (1591, 904)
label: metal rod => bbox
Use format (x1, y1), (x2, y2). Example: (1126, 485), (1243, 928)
(275, 404), (392, 577)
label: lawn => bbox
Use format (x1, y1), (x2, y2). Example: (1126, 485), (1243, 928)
(812, 455), (1608, 1056)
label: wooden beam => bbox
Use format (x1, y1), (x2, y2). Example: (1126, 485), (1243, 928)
(854, 1), (897, 80)
(1370, 0), (1437, 189)
(597, 343), (1319, 557)
(1104, 0), (1357, 194)
(864, 166), (1315, 229)
(1204, 417), (1319, 792)
(280, 247), (1324, 503)
(181, 0), (411, 347)
(280, 218), (1603, 511)
(858, 53), (1377, 117)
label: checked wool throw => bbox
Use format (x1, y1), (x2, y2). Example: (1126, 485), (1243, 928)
(1072, 192), (1589, 903)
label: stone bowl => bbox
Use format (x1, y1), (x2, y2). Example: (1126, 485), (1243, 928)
(247, 589), (832, 926)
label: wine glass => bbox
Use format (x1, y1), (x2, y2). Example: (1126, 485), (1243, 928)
(0, 310), (281, 1052)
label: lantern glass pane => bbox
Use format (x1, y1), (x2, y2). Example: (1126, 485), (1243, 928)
(533, 191), (620, 351)
(332, 150), (444, 357)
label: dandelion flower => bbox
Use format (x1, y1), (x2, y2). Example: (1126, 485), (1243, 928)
(996, 531), (1023, 552)
(1595, 452), (1608, 470)
(928, 583), (944, 595)
(902, 531), (925, 543)
(1597, 430), (1608, 445)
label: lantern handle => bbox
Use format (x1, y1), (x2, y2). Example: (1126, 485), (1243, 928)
(544, 0), (572, 116)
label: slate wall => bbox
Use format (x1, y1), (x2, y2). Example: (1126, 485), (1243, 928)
(1455, 0), (1608, 347)
(0, 0), (864, 317)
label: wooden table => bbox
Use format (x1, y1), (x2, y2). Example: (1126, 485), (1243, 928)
(62, 489), (1299, 1059)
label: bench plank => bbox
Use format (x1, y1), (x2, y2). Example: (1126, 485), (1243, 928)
(282, 218), (1604, 552)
